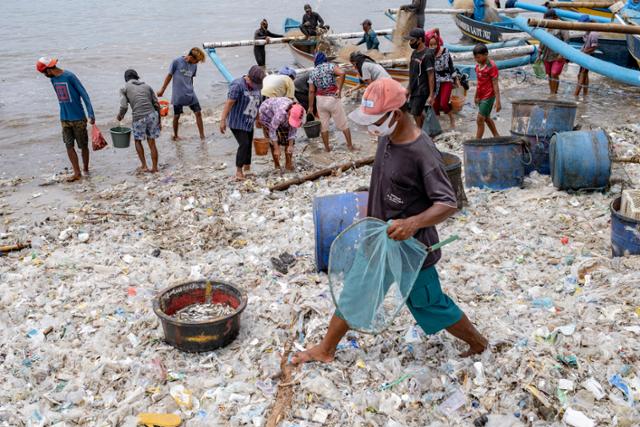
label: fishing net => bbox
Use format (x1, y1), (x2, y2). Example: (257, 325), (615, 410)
(328, 218), (428, 334)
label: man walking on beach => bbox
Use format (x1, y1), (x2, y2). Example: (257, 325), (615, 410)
(254, 19), (283, 68)
(37, 57), (95, 182)
(406, 28), (435, 129)
(292, 79), (488, 365)
(157, 48), (206, 141)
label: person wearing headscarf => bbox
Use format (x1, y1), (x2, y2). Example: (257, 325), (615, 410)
(308, 52), (354, 151)
(254, 19), (283, 68)
(426, 29), (456, 129)
(117, 69), (161, 172)
(346, 52), (390, 96)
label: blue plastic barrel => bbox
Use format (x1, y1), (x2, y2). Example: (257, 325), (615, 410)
(512, 133), (552, 175)
(550, 129), (611, 191)
(511, 99), (578, 137)
(611, 197), (640, 257)
(511, 99), (578, 175)
(313, 192), (369, 272)
(463, 137), (527, 190)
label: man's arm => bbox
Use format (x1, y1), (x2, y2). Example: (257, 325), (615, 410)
(72, 75), (95, 124)
(316, 13), (325, 27)
(492, 77), (501, 112)
(157, 74), (172, 97)
(334, 65), (346, 97)
(219, 99), (235, 134)
(356, 36), (366, 46)
(117, 88), (128, 121)
(387, 204), (457, 240)
(267, 30), (283, 38)
(427, 70), (435, 105)
(309, 82), (317, 118)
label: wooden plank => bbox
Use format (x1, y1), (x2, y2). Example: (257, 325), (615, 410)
(528, 18), (640, 35)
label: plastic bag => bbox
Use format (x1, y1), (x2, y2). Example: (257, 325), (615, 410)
(450, 86), (466, 113)
(423, 106), (442, 138)
(533, 59), (546, 79)
(328, 218), (428, 334)
(91, 125), (108, 151)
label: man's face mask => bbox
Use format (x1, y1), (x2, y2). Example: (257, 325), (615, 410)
(409, 39), (420, 49)
(368, 111), (398, 137)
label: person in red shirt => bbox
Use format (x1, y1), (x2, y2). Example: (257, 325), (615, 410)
(473, 44), (501, 139)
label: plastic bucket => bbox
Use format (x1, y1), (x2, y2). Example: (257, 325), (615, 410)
(610, 197), (640, 257)
(511, 132), (552, 175)
(253, 138), (270, 156)
(511, 99), (578, 137)
(303, 120), (321, 138)
(110, 126), (132, 148)
(313, 192), (368, 272)
(463, 137), (528, 190)
(159, 100), (170, 117)
(441, 152), (467, 208)
(550, 129), (611, 191)
(153, 280), (247, 352)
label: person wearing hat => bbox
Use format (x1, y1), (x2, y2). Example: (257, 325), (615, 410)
(538, 9), (570, 95)
(157, 47), (206, 141)
(116, 69), (161, 173)
(258, 98), (306, 171)
(36, 57), (95, 182)
(405, 28), (436, 129)
(300, 4), (326, 37)
(308, 51), (354, 152)
(355, 19), (380, 51)
(219, 65), (265, 180)
(345, 52), (390, 96)
(253, 19), (283, 68)
(575, 15), (599, 97)
(291, 78), (488, 365)
(261, 67), (297, 100)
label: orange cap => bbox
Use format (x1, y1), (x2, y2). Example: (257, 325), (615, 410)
(36, 57), (58, 73)
(348, 78), (408, 126)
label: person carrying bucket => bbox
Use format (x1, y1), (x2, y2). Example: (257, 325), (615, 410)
(157, 47), (206, 141)
(258, 97), (305, 172)
(116, 69), (161, 173)
(36, 57), (95, 182)
(291, 79), (488, 365)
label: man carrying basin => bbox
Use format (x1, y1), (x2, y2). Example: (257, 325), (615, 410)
(292, 79), (487, 365)
(36, 57), (95, 182)
(117, 69), (161, 173)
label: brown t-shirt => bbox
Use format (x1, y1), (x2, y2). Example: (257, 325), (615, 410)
(367, 131), (457, 268)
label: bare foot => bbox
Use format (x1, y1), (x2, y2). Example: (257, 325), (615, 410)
(136, 166), (150, 174)
(348, 145), (358, 152)
(148, 168), (159, 173)
(290, 344), (335, 365)
(172, 135), (182, 141)
(234, 172), (246, 181)
(66, 174), (81, 183)
(459, 338), (488, 358)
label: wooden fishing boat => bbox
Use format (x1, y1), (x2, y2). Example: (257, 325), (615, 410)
(455, 12), (634, 66)
(614, 13), (640, 67)
(288, 40), (410, 87)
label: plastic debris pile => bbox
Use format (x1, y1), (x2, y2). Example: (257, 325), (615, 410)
(0, 126), (639, 426)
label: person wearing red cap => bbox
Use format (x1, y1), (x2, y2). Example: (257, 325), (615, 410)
(258, 97), (306, 171)
(292, 79), (488, 365)
(36, 57), (95, 182)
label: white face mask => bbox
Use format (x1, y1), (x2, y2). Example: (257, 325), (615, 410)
(368, 112), (398, 137)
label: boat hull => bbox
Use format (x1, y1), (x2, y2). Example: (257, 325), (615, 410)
(626, 33), (640, 68)
(454, 13), (523, 43)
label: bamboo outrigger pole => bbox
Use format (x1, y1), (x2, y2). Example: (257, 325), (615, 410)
(527, 18), (640, 34)
(386, 7), (526, 14)
(203, 29), (395, 49)
(546, 1), (614, 8)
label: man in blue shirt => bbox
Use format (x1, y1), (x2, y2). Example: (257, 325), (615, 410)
(157, 48), (206, 141)
(356, 19), (380, 51)
(37, 57), (95, 182)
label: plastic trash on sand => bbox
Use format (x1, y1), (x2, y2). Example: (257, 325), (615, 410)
(328, 218), (427, 334)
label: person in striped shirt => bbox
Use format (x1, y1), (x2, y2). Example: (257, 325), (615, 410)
(220, 66), (265, 180)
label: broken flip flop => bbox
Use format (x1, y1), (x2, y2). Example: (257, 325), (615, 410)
(137, 413), (181, 427)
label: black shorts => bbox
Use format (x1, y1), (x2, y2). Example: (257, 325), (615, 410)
(409, 95), (428, 116)
(174, 102), (202, 115)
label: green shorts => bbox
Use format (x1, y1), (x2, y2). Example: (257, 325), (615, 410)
(61, 119), (88, 149)
(336, 265), (463, 335)
(477, 97), (495, 118)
